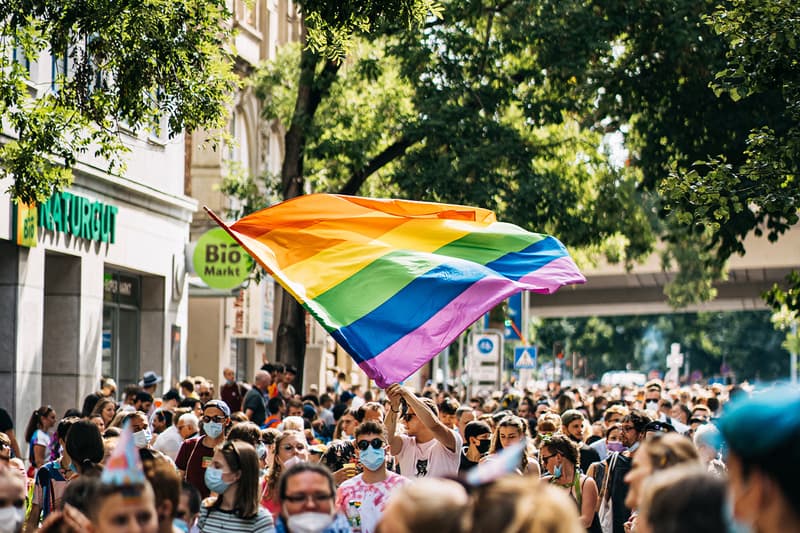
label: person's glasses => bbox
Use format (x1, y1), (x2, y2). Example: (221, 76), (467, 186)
(202, 415), (226, 423)
(356, 438), (384, 451)
(540, 452), (558, 465)
(199, 392), (212, 398)
(621, 425), (636, 432)
(283, 493), (333, 504)
(402, 413), (416, 422)
(281, 443), (308, 452)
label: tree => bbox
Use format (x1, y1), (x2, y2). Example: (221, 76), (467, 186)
(658, 0), (800, 309)
(251, 0), (799, 374)
(0, 0), (239, 205)
(534, 311), (788, 381)
(259, 0), (441, 377)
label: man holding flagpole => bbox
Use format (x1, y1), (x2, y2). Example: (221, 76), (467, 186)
(385, 384), (461, 479)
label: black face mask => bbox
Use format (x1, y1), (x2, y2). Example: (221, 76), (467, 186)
(476, 439), (491, 455)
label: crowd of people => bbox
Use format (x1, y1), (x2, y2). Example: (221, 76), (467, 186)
(0, 362), (798, 533)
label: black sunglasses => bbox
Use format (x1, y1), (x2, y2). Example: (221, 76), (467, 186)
(356, 438), (384, 451)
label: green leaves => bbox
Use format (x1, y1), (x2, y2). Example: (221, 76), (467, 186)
(298, 0), (442, 61)
(1, 0), (239, 203)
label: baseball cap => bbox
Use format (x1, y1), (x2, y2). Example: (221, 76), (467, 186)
(203, 399), (231, 418)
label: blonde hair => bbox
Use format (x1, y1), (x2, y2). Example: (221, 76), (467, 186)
(467, 476), (583, 533)
(641, 433), (700, 471)
(380, 478), (467, 533)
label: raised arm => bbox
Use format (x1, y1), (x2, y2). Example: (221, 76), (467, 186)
(398, 387), (457, 452)
(384, 385), (404, 455)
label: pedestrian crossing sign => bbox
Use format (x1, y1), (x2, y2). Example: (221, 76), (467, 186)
(514, 346), (537, 369)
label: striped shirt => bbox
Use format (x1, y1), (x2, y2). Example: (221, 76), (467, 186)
(198, 505), (275, 533)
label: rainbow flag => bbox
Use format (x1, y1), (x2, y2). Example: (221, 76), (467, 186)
(207, 194), (585, 387)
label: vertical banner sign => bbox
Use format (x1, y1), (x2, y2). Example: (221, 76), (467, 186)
(15, 202), (38, 247)
(504, 293), (522, 340)
(261, 277), (275, 342)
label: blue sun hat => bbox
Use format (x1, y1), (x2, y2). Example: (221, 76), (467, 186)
(717, 385), (800, 458)
(717, 384), (800, 514)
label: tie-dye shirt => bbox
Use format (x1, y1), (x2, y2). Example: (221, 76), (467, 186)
(335, 472), (409, 533)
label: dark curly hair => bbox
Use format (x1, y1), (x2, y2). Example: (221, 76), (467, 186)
(539, 433), (580, 467)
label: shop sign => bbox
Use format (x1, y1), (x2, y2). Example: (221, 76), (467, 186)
(14, 202), (38, 247)
(193, 227), (252, 290)
(38, 190), (118, 244)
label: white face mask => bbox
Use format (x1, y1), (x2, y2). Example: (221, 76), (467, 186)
(281, 455), (305, 470)
(133, 429), (152, 448)
(286, 512), (334, 533)
(0, 506), (25, 533)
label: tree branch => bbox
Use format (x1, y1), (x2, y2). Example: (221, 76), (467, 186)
(337, 135), (419, 195)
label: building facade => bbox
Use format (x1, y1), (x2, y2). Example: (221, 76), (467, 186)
(186, 0), (303, 389)
(0, 113), (192, 437)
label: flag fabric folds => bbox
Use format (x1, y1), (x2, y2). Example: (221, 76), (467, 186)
(207, 194), (585, 387)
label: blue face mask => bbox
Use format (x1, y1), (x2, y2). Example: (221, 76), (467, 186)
(204, 421), (224, 439)
(553, 464), (563, 479)
(173, 518), (190, 533)
(204, 467), (231, 494)
(359, 446), (386, 471)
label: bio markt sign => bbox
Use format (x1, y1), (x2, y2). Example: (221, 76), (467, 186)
(193, 228), (253, 290)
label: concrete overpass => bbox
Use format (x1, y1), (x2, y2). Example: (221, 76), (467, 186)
(531, 227), (800, 318)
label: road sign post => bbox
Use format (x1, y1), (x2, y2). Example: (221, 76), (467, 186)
(514, 346), (537, 369)
(467, 330), (504, 398)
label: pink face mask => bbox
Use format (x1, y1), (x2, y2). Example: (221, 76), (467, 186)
(607, 441), (626, 453)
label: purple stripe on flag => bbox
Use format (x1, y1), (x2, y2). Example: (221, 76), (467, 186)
(359, 255), (585, 387)
(517, 256), (586, 292)
(359, 275), (517, 387)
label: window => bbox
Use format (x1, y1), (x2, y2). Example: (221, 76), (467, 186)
(103, 270), (141, 388)
(11, 41), (30, 74)
(51, 49), (68, 92)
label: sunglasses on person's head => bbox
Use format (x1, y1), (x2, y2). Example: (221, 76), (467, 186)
(644, 421), (675, 434)
(222, 441), (241, 468)
(356, 438), (384, 451)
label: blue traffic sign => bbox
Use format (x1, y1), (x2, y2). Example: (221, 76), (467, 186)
(477, 338), (495, 354)
(514, 346), (537, 369)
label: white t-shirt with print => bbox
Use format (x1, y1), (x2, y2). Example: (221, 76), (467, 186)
(396, 430), (462, 479)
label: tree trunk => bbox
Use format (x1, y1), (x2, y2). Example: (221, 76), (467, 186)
(275, 36), (342, 388)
